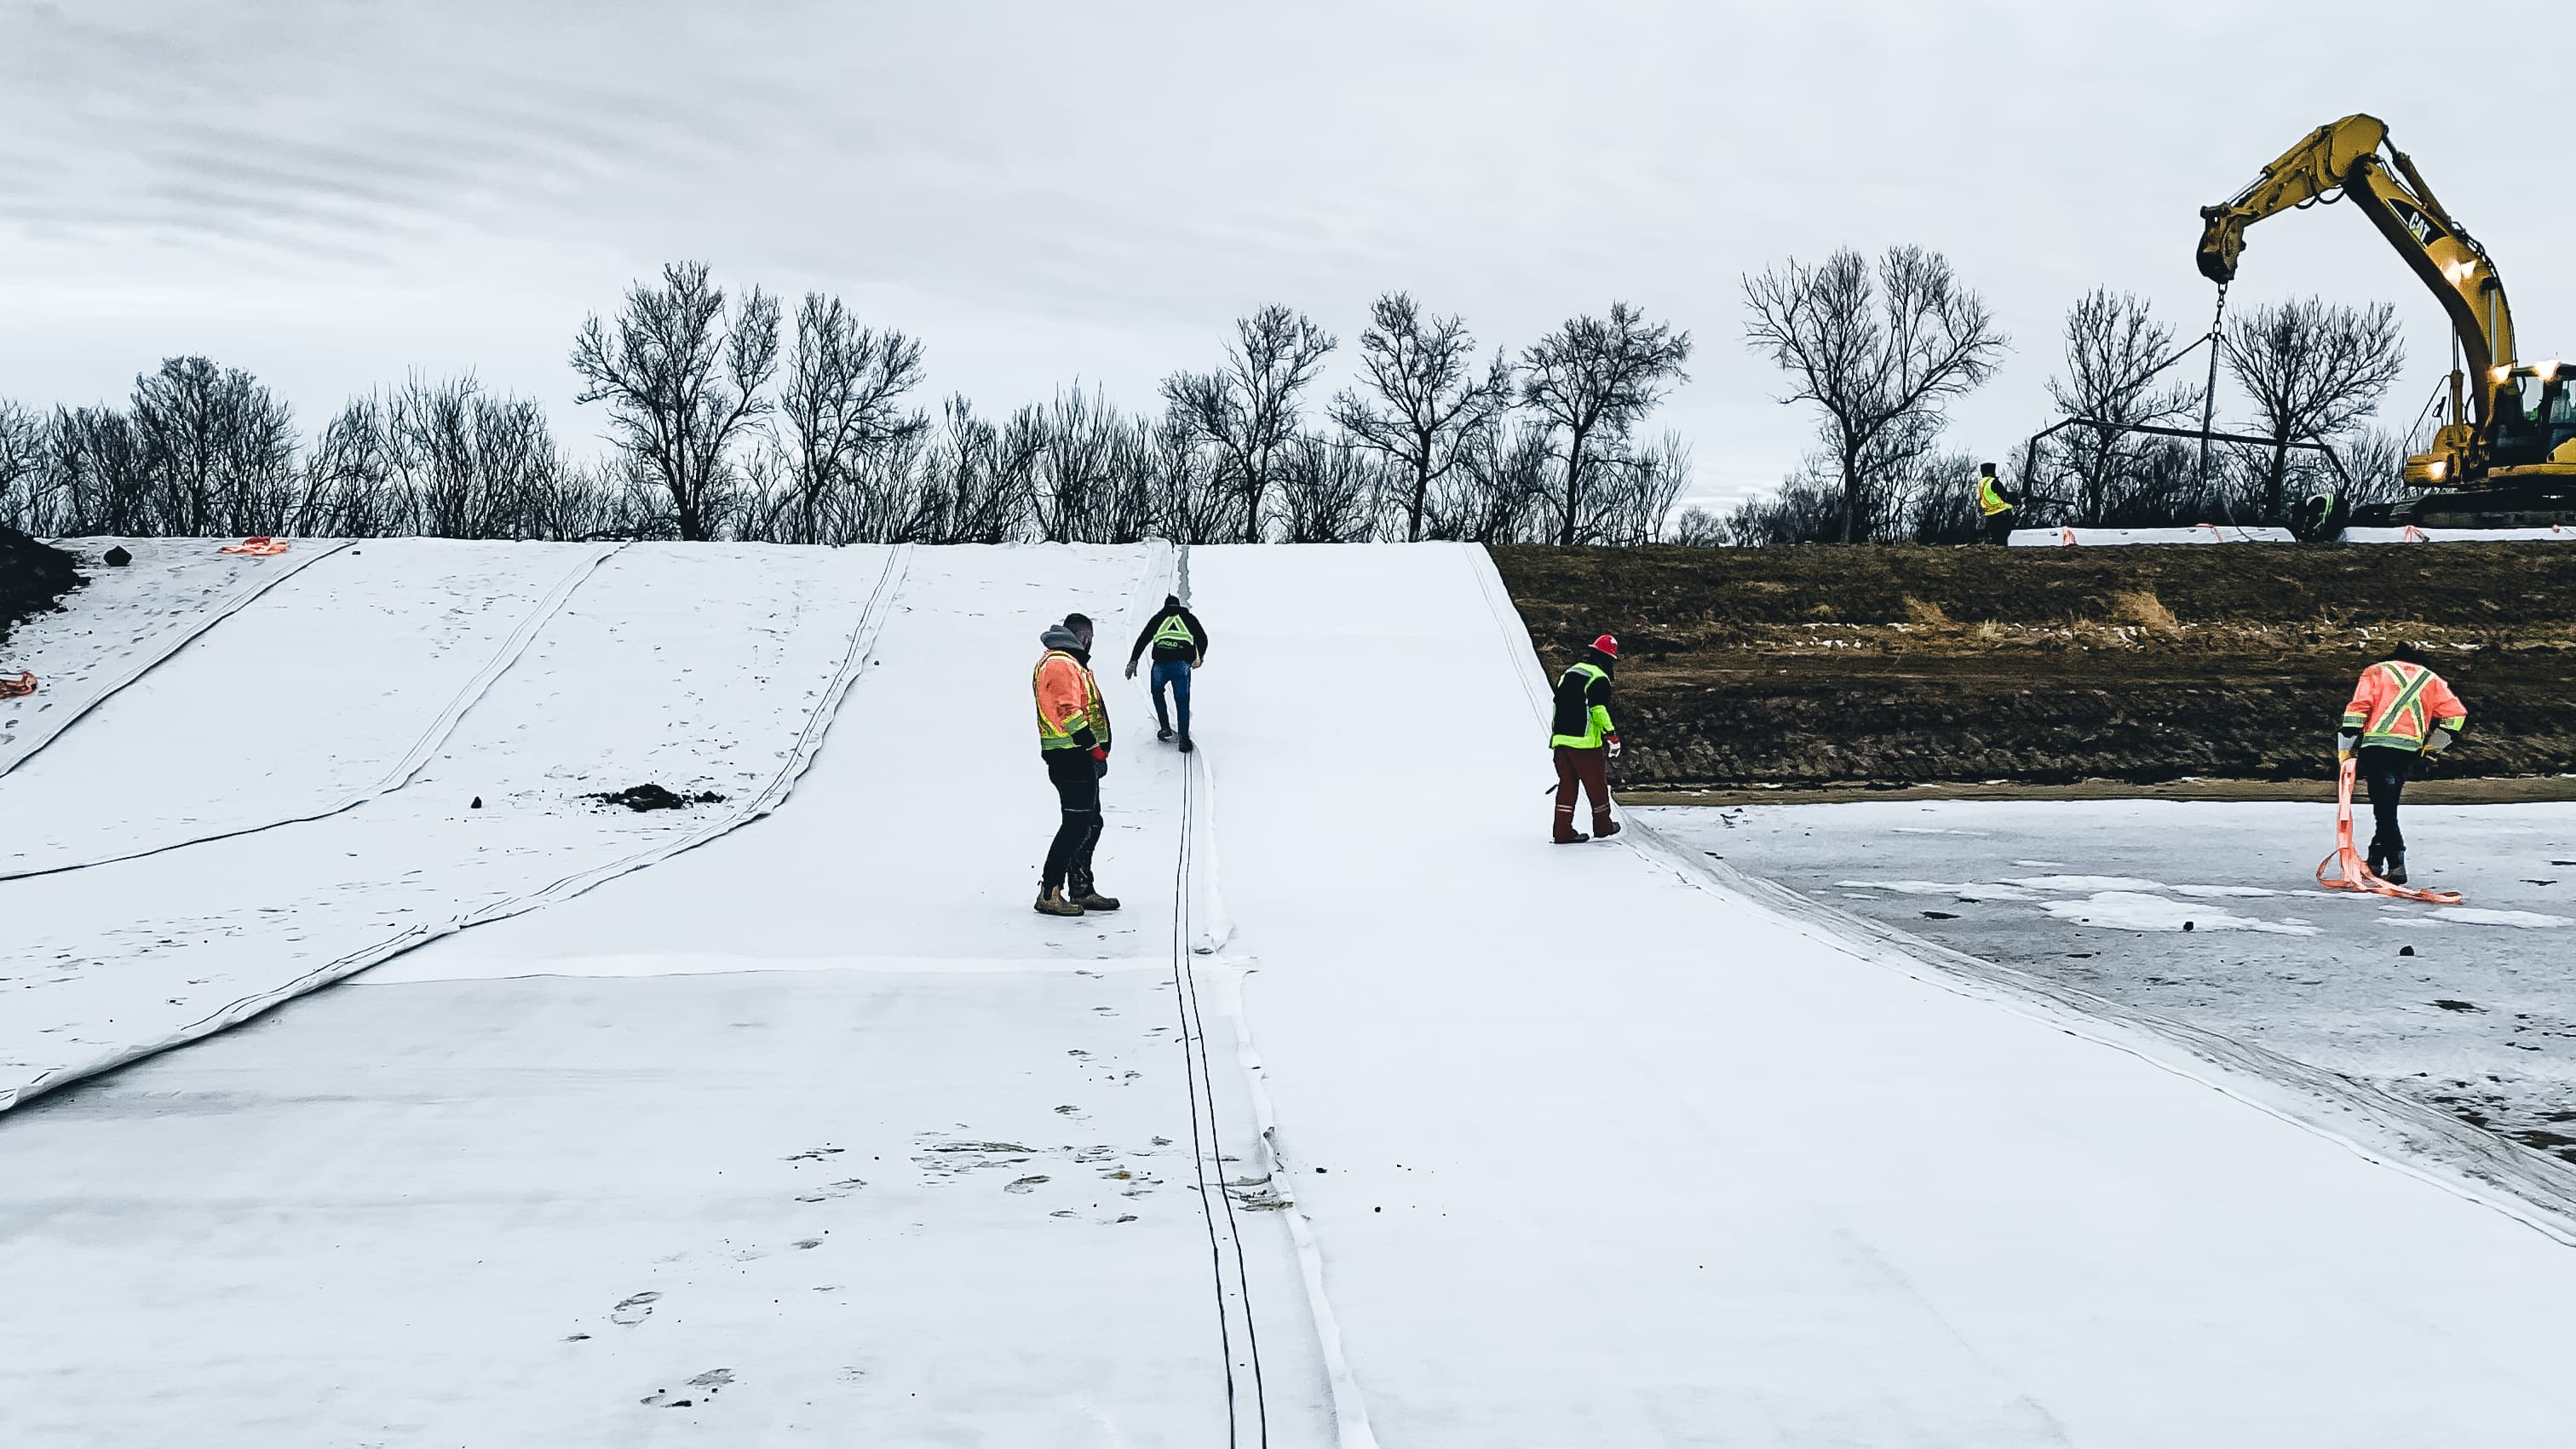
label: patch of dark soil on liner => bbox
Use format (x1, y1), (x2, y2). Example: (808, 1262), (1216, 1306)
(0, 525), (83, 645)
(586, 784), (728, 812)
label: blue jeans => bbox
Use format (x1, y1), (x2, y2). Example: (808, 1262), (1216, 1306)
(1151, 659), (1193, 739)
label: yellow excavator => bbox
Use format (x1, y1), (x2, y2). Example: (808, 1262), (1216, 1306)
(2199, 113), (2576, 525)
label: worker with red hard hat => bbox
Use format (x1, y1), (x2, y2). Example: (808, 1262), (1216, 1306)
(1550, 633), (1624, 843)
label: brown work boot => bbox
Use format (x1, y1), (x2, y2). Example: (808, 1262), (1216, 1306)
(1034, 885), (1084, 917)
(1553, 828), (1590, 844)
(1071, 877), (1120, 911)
(1593, 817), (1622, 840)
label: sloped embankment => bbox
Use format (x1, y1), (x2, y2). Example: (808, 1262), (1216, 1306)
(1494, 543), (2576, 788)
(0, 526), (82, 645)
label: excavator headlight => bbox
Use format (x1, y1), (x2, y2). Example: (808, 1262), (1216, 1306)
(2493, 365), (2514, 382)
(2540, 359), (2564, 382)
(2429, 459), (2450, 480)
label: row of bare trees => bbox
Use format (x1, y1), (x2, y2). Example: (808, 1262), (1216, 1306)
(1711, 242), (2412, 545)
(555, 262), (1694, 545)
(3, 263), (1701, 547)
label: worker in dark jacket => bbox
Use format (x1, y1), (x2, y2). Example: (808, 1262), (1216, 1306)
(1125, 594), (1208, 753)
(1975, 463), (2021, 545)
(1550, 634), (1622, 843)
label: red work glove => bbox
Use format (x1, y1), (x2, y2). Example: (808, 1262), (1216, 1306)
(1606, 734), (1623, 761)
(1091, 745), (1108, 761)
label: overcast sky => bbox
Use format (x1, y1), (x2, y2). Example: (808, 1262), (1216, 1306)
(5, 0), (2571, 513)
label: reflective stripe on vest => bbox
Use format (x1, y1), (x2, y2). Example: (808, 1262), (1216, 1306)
(1152, 612), (1197, 651)
(1034, 653), (1103, 750)
(2363, 661), (2437, 746)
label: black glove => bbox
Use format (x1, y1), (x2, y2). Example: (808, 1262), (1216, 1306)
(1069, 726), (1098, 753)
(1095, 756), (1108, 779)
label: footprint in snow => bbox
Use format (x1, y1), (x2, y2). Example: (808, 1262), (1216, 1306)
(640, 1368), (734, 1408)
(610, 1291), (661, 1325)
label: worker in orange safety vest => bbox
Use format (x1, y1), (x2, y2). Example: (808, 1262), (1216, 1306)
(2337, 641), (2468, 886)
(1033, 612), (1118, 917)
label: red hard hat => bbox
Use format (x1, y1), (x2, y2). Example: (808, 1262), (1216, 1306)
(1591, 634), (1619, 658)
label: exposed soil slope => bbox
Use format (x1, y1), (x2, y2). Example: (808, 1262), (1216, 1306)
(0, 526), (83, 645)
(1495, 543), (2576, 788)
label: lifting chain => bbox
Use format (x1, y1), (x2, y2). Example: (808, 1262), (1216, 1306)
(2196, 281), (2228, 494)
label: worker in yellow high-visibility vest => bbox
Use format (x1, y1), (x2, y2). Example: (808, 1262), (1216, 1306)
(1975, 463), (2021, 545)
(1124, 593), (1209, 753)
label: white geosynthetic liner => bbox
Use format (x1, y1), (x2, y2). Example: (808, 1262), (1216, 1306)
(1193, 541), (2576, 1446)
(0, 540), (617, 877)
(2015, 523), (2576, 546)
(0, 536), (352, 775)
(0, 543), (907, 1108)
(10, 540), (2576, 1444)
(0, 540), (1350, 1443)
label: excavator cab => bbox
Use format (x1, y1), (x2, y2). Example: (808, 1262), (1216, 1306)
(2531, 367), (2576, 463)
(2485, 366), (2576, 467)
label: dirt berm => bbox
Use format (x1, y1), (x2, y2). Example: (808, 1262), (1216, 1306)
(1, 526), (82, 647)
(1495, 543), (2576, 790)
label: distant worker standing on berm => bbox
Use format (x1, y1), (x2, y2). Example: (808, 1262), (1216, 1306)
(1124, 592), (1208, 754)
(2337, 641), (2469, 886)
(1975, 463), (2021, 545)
(1550, 634), (1624, 844)
(1033, 613), (1118, 917)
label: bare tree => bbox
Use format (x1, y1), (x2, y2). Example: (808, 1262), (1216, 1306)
(904, 396), (1040, 544)
(41, 406), (147, 538)
(1592, 429), (1694, 546)
(2044, 290), (2201, 525)
(1742, 246), (2004, 542)
(1140, 416), (1237, 544)
(778, 295), (925, 545)
(1434, 419), (1555, 543)
(1033, 386), (1138, 543)
(129, 357), (298, 535)
(1665, 505), (1729, 546)
(0, 401), (44, 535)
(1161, 305), (1336, 543)
(571, 261), (781, 541)
(1520, 303), (1693, 546)
(297, 394), (400, 538)
(1329, 292), (1510, 542)
(1275, 433), (1388, 543)
(2222, 296), (2405, 525)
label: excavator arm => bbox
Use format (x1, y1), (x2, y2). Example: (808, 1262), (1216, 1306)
(2197, 114), (2516, 437)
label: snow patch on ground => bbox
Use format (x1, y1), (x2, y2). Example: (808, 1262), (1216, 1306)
(1837, 878), (2040, 901)
(2040, 890), (2324, 934)
(2432, 907), (2573, 929)
(2004, 874), (2165, 892)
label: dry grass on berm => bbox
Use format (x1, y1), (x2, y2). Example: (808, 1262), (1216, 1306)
(1492, 543), (2576, 789)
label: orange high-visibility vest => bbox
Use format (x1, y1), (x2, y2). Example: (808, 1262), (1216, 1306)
(1033, 650), (1107, 750)
(2341, 659), (2467, 751)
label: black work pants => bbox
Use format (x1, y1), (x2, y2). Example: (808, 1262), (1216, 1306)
(2357, 745), (2413, 861)
(1983, 511), (2016, 545)
(1042, 748), (1104, 892)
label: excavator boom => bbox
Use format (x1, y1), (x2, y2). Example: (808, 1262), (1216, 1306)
(2197, 113), (2512, 403)
(2194, 113), (2576, 522)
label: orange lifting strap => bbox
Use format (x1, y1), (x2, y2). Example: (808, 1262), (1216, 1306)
(218, 536), (290, 556)
(0, 671), (35, 699)
(2316, 757), (2463, 905)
